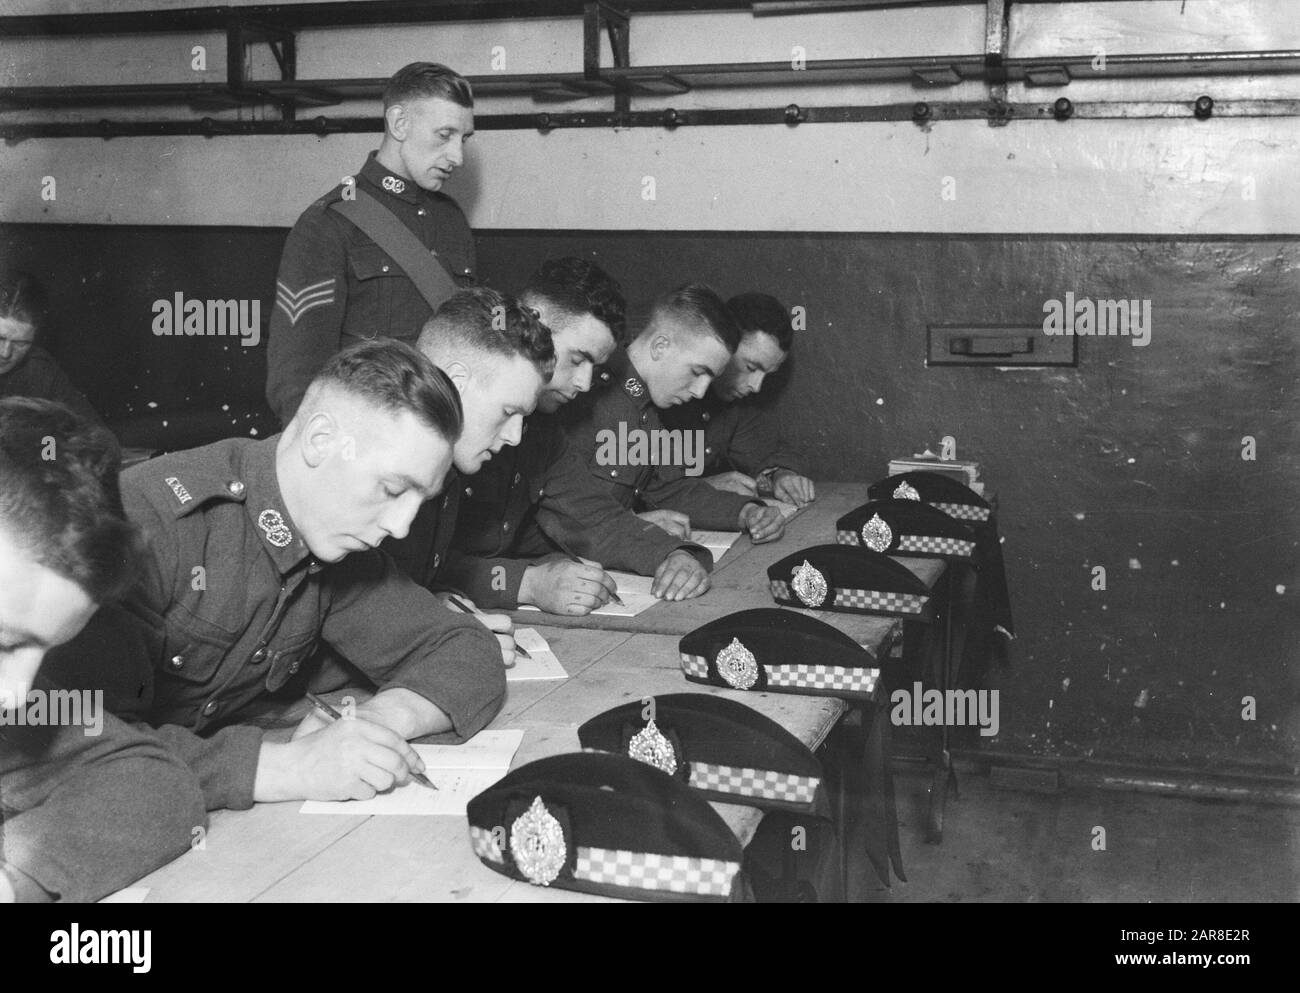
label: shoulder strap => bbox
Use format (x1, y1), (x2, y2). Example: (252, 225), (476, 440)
(330, 191), (458, 311)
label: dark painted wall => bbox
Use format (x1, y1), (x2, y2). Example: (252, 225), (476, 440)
(4, 223), (1297, 773)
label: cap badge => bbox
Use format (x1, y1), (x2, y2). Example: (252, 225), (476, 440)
(629, 718), (678, 775)
(257, 509), (294, 548)
(510, 796), (567, 886)
(893, 481), (921, 501)
(624, 377), (645, 399)
(716, 637), (759, 690)
(791, 559), (828, 607)
(862, 513), (893, 553)
(381, 175), (406, 194)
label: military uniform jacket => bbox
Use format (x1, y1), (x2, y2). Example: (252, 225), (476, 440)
(557, 348), (757, 529)
(382, 470), (462, 591)
(0, 676), (207, 903)
(265, 151), (477, 424)
(662, 391), (805, 478)
(52, 436), (504, 813)
(443, 412), (710, 609)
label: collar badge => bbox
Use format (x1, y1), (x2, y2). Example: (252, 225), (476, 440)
(257, 509), (294, 548)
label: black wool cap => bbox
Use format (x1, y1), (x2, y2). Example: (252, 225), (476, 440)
(466, 752), (745, 902)
(579, 693), (828, 815)
(836, 498), (978, 558)
(868, 471), (992, 524)
(678, 607), (879, 700)
(767, 543), (933, 617)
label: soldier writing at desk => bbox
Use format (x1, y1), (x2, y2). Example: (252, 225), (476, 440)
(46, 341), (504, 811)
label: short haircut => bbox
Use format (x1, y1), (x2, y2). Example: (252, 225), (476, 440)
(311, 339), (464, 441)
(728, 292), (794, 351)
(520, 257), (626, 343)
(0, 397), (139, 605)
(383, 62), (474, 110)
(646, 283), (741, 353)
(0, 268), (48, 330)
(419, 287), (556, 381)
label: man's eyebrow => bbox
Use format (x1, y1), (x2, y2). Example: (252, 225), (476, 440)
(576, 350), (595, 363)
(396, 474), (439, 499)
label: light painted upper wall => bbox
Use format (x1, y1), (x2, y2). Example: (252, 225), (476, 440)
(2, 0), (1297, 234)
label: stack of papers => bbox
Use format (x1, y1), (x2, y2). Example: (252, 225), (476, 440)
(299, 728), (524, 817)
(690, 529), (743, 560)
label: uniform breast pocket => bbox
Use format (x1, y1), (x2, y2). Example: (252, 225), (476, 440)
(157, 604), (239, 689)
(263, 629), (320, 693)
(587, 453), (643, 508)
(345, 245), (407, 340)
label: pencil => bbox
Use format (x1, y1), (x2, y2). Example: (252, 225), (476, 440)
(304, 692), (438, 791)
(444, 593), (533, 659)
(566, 552), (624, 606)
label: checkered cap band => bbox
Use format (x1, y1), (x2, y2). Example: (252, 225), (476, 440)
(832, 587), (928, 615)
(469, 824), (504, 864)
(836, 529), (859, 545)
(898, 534), (975, 557)
(933, 501), (990, 522)
(575, 847), (740, 897)
(775, 579), (927, 615)
(688, 761), (821, 804)
(679, 652), (711, 679)
(766, 663), (879, 694)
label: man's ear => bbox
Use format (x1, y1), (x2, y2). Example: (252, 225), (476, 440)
(300, 412), (337, 468)
(385, 104), (408, 142)
(442, 360), (472, 395)
(649, 332), (672, 361)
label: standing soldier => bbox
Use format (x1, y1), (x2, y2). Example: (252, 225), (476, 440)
(266, 62), (477, 425)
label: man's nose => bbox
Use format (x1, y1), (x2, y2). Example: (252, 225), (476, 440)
(500, 414), (524, 448)
(378, 495), (421, 541)
(573, 364), (593, 394)
(0, 340), (12, 359)
(689, 377), (710, 400)
(445, 137), (464, 168)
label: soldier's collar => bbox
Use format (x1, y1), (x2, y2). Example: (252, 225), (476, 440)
(358, 151), (426, 205)
(608, 348), (652, 408)
(239, 437), (314, 575)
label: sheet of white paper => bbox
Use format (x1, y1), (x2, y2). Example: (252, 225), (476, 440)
(99, 887), (150, 903)
(690, 529), (742, 560)
(299, 729), (524, 817)
(507, 628), (568, 681)
(518, 570), (660, 618)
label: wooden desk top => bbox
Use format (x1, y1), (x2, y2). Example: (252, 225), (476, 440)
(129, 629), (848, 903)
(506, 482), (944, 650)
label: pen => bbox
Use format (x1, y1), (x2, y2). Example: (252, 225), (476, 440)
(566, 552), (624, 606)
(304, 692), (438, 791)
(444, 593), (532, 659)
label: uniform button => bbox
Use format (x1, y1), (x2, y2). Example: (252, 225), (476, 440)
(289, 661), (301, 675)
(600, 371), (611, 382)
(461, 267), (472, 276)
(250, 647), (268, 665)
(537, 488), (545, 499)
(418, 208), (427, 216)
(502, 522), (511, 532)
(433, 553), (441, 569)
(464, 486), (473, 497)
(701, 412), (710, 422)
(513, 472), (521, 485)
(610, 469), (618, 478)
(202, 700), (219, 717)
(634, 488), (641, 497)
(640, 413), (647, 424)
(170, 654), (185, 670)
(226, 479), (245, 497)
(381, 264), (391, 273)
(705, 446), (713, 455)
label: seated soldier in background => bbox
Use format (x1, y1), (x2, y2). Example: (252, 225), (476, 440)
(1, 398), (206, 903)
(443, 259), (714, 613)
(556, 283), (787, 549)
(0, 270), (117, 456)
(44, 340), (504, 811)
(663, 291), (814, 507)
